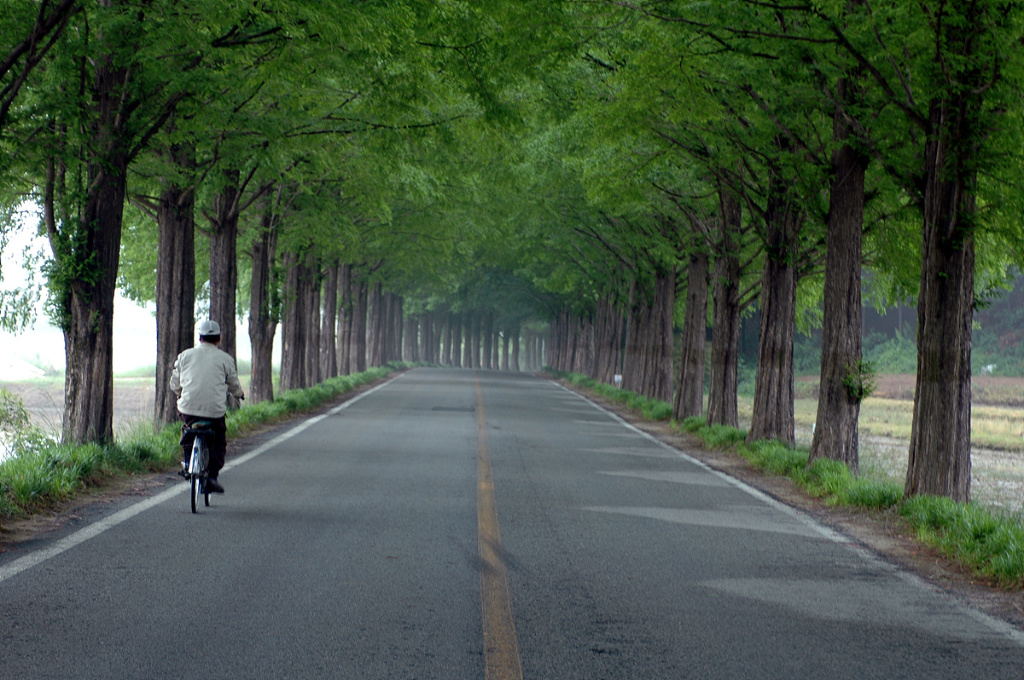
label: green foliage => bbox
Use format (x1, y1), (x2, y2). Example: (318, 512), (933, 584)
(0, 387), (30, 434)
(841, 360), (877, 402)
(863, 332), (918, 374)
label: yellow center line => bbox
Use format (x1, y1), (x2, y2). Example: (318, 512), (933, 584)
(475, 375), (524, 680)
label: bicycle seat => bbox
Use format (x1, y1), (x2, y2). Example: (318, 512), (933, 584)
(184, 420), (215, 435)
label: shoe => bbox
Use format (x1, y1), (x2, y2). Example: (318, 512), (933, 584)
(204, 477), (225, 494)
(178, 461), (188, 479)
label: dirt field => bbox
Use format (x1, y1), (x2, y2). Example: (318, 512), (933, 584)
(3, 377), (158, 436)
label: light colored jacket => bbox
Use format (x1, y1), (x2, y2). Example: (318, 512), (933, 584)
(169, 343), (244, 418)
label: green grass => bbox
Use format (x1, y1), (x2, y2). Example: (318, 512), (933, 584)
(0, 364), (403, 520)
(900, 495), (1024, 587)
(552, 369), (673, 421)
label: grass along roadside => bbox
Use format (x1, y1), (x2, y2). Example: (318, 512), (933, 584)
(551, 369), (1024, 590)
(0, 365), (403, 523)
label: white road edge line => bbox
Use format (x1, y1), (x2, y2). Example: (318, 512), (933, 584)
(0, 374), (402, 585)
(548, 379), (1024, 646)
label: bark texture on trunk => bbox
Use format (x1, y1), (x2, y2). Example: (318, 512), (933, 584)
(302, 253), (320, 386)
(621, 268), (674, 402)
(320, 261), (339, 379)
(809, 86), (867, 471)
(748, 175), (800, 445)
(336, 264), (352, 375)
(59, 52), (130, 444)
(593, 294), (623, 385)
(707, 184), (742, 428)
(208, 173), (240, 362)
(248, 202), (278, 404)
(511, 326), (521, 371)
(154, 143), (196, 426)
(404, 314), (419, 363)
(279, 251), (306, 392)
(349, 277), (368, 373)
(367, 283), (383, 367)
(673, 249), (708, 421)
(451, 314), (463, 368)
(906, 98), (977, 503)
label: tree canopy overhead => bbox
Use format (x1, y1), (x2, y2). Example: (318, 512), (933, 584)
(3, 0), (1024, 502)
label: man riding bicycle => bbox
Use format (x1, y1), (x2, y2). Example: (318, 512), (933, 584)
(169, 319), (245, 493)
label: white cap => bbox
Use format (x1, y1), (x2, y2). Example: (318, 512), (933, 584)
(198, 319), (221, 336)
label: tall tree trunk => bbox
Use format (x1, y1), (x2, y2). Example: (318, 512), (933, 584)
(623, 268), (674, 402)
(451, 314), (463, 368)
(57, 53), (131, 444)
(154, 142), (196, 426)
(501, 330), (510, 371)
(748, 175), (800, 445)
(905, 98), (978, 503)
(483, 314), (494, 370)
(648, 267), (675, 403)
(707, 182), (742, 428)
(594, 294), (623, 386)
(392, 294), (405, 364)
(511, 325), (521, 372)
(208, 171), (240, 363)
(303, 253), (321, 385)
(349, 277), (368, 373)
(320, 260), (339, 379)
(279, 251), (306, 392)
(809, 81), (867, 471)
(420, 311), (434, 364)
(621, 285), (644, 390)
(462, 313), (475, 368)
(673, 248), (709, 421)
(248, 198), (278, 404)
(491, 325), (500, 370)
(367, 283), (383, 367)
(404, 314), (419, 362)
(445, 313), (456, 366)
(337, 264), (352, 375)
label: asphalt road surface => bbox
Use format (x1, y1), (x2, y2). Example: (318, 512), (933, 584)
(2, 368), (1022, 679)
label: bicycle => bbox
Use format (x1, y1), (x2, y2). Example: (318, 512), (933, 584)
(182, 421), (214, 513)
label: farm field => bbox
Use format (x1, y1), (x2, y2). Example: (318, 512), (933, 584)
(779, 374), (1024, 514)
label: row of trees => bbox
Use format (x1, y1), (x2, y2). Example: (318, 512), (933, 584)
(4, 2), (1024, 505)
(528, 1), (1024, 504)
(1, 1), (552, 440)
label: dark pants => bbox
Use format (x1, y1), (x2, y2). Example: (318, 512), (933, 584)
(179, 412), (228, 478)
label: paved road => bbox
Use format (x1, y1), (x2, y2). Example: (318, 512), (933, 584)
(2, 368), (1022, 679)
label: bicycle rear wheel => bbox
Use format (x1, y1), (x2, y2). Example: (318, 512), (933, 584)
(191, 474), (201, 513)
